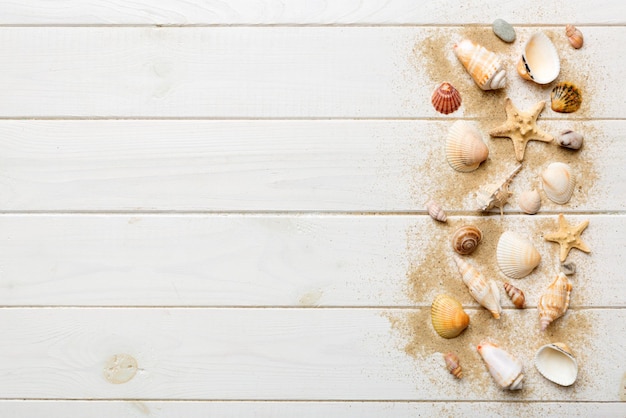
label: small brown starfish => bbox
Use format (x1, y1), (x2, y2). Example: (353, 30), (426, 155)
(544, 213), (590, 262)
(490, 98), (553, 162)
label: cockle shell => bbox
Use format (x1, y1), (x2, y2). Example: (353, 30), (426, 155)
(551, 82), (582, 113)
(518, 189), (541, 215)
(477, 164), (522, 216)
(426, 200), (447, 222)
(431, 294), (470, 339)
(446, 120), (489, 172)
(444, 352), (463, 379)
(517, 32), (560, 84)
(534, 343), (578, 386)
(541, 162), (575, 204)
(503, 282), (526, 308)
(565, 25), (584, 49)
(477, 342), (524, 390)
(431, 82), (462, 115)
(496, 231), (541, 279)
(557, 130), (583, 150)
(453, 39), (506, 90)
(538, 272), (572, 331)
(451, 225), (483, 255)
(452, 255), (501, 319)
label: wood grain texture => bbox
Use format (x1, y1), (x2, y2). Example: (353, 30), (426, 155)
(0, 308), (623, 401)
(0, 214), (622, 307)
(0, 27), (623, 118)
(1, 0), (624, 25)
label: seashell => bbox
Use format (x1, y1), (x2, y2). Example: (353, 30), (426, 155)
(431, 82), (462, 115)
(517, 32), (560, 84)
(452, 255), (501, 319)
(556, 129), (583, 150)
(503, 282), (526, 309)
(541, 162), (576, 204)
(561, 261), (576, 276)
(477, 341), (524, 390)
(446, 120), (489, 172)
(453, 39), (506, 90)
(534, 343), (578, 386)
(518, 189), (541, 215)
(538, 272), (572, 331)
(444, 352), (463, 379)
(496, 231), (541, 279)
(426, 200), (447, 222)
(431, 294), (470, 339)
(451, 225), (483, 255)
(565, 25), (584, 49)
(476, 164), (522, 216)
(551, 82), (582, 113)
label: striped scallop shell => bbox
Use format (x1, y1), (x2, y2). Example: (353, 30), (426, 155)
(518, 189), (541, 215)
(451, 225), (482, 255)
(541, 162), (575, 204)
(431, 294), (470, 339)
(452, 255), (501, 319)
(551, 82), (582, 113)
(538, 273), (572, 331)
(496, 231), (541, 279)
(453, 39), (506, 90)
(431, 82), (462, 115)
(446, 121), (489, 172)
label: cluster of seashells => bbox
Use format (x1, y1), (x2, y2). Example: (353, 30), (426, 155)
(424, 21), (591, 391)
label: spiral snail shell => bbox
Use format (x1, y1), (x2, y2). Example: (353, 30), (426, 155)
(451, 225), (483, 255)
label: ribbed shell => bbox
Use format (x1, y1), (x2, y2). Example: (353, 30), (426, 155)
(426, 200), (447, 222)
(538, 273), (572, 331)
(451, 225), (483, 255)
(517, 32), (560, 84)
(541, 162), (576, 204)
(453, 39), (506, 90)
(477, 342), (524, 390)
(565, 25), (584, 49)
(445, 121), (489, 172)
(496, 231), (541, 279)
(431, 294), (470, 339)
(551, 82), (582, 113)
(503, 282), (526, 308)
(518, 189), (541, 215)
(534, 343), (578, 386)
(431, 82), (462, 115)
(452, 255), (501, 319)
(444, 352), (463, 379)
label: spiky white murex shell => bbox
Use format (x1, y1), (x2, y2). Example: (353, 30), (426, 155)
(446, 120), (489, 172)
(496, 231), (541, 279)
(534, 343), (578, 386)
(541, 162), (575, 204)
(477, 341), (524, 390)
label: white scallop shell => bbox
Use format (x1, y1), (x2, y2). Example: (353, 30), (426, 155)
(446, 121), (489, 172)
(477, 341), (524, 390)
(534, 343), (578, 386)
(518, 189), (541, 215)
(496, 231), (541, 279)
(517, 32), (560, 84)
(541, 162), (575, 204)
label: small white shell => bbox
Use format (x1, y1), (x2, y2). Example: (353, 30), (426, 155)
(426, 200), (447, 222)
(496, 231), (541, 279)
(446, 121), (489, 172)
(477, 341), (524, 390)
(541, 162), (575, 204)
(534, 343), (578, 386)
(518, 189), (541, 215)
(517, 32), (560, 84)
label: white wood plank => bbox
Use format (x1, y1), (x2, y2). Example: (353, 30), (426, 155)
(0, 27), (622, 118)
(0, 400), (624, 418)
(0, 308), (622, 400)
(0, 120), (623, 212)
(0, 214), (622, 307)
(0, 0), (624, 25)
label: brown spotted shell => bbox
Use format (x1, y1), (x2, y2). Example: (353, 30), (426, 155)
(444, 352), (463, 379)
(565, 25), (583, 49)
(503, 282), (526, 309)
(551, 82), (582, 113)
(431, 82), (462, 115)
(451, 225), (483, 255)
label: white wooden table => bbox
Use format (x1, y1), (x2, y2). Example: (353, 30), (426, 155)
(0, 1), (625, 416)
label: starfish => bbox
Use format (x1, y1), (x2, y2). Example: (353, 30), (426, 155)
(544, 213), (590, 262)
(489, 97), (553, 162)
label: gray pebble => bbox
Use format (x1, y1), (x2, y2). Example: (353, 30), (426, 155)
(492, 19), (516, 43)
(557, 129), (584, 150)
(561, 262), (576, 276)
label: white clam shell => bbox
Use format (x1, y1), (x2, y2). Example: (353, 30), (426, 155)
(496, 231), (541, 279)
(446, 121), (489, 172)
(518, 32), (560, 84)
(534, 343), (578, 386)
(541, 162), (575, 204)
(477, 342), (524, 390)
(518, 189), (541, 215)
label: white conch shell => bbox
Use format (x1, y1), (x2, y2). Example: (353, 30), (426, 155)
(476, 164), (522, 216)
(517, 32), (560, 84)
(426, 200), (447, 222)
(518, 189), (541, 215)
(446, 120), (489, 172)
(534, 342), (578, 386)
(477, 341), (524, 390)
(453, 39), (506, 90)
(496, 231), (541, 279)
(538, 272), (572, 331)
(541, 162), (575, 204)
(452, 255), (501, 319)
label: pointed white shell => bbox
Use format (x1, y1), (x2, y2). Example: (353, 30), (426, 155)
(541, 162), (575, 204)
(518, 189), (541, 214)
(452, 255), (501, 319)
(446, 121), (489, 172)
(496, 231), (541, 279)
(477, 342), (524, 390)
(518, 32), (560, 84)
(534, 343), (578, 386)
